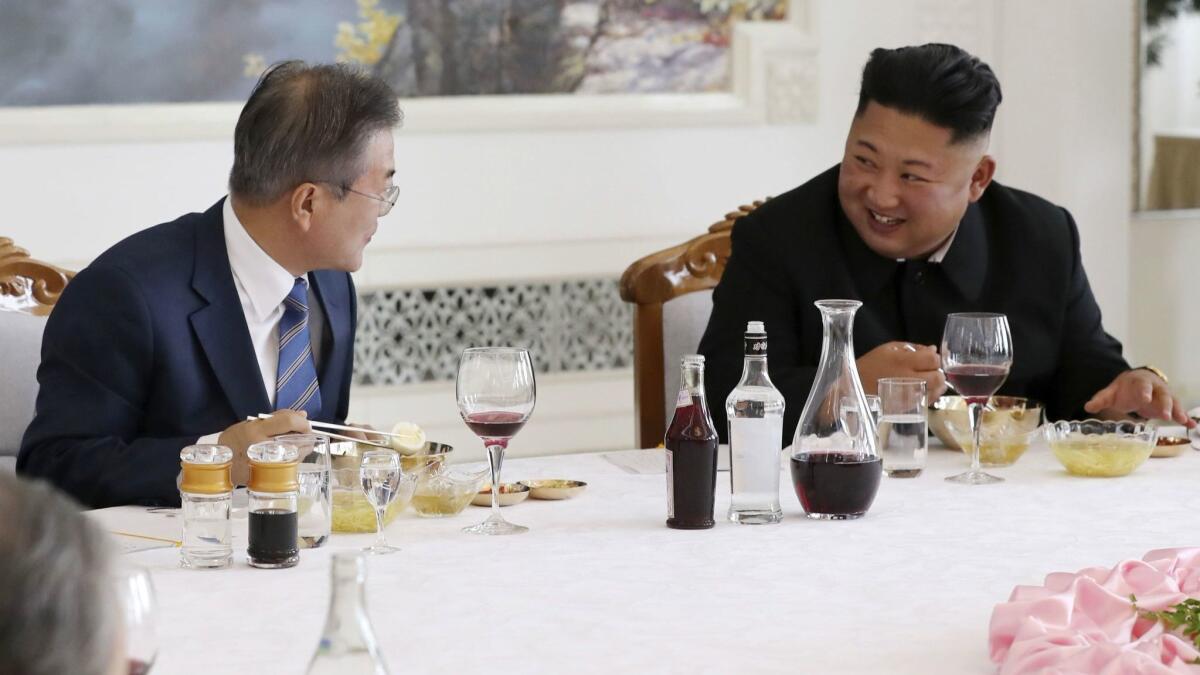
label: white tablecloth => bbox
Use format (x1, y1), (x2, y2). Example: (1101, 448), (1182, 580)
(125, 443), (1200, 674)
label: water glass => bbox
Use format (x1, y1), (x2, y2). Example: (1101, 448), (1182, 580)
(877, 378), (928, 478)
(839, 394), (881, 439)
(278, 433), (332, 549)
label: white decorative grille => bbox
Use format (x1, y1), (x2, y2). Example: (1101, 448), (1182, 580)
(354, 278), (633, 385)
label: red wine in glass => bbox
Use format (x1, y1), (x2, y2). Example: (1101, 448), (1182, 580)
(457, 347), (536, 535)
(941, 312), (1013, 485)
(790, 452), (882, 519)
(128, 659), (153, 675)
(464, 411), (527, 445)
(944, 364), (1010, 404)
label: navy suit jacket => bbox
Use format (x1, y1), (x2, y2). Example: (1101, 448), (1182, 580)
(17, 199), (357, 507)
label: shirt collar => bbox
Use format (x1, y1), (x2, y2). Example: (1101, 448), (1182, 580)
(836, 200), (988, 302)
(926, 227), (958, 263)
(222, 196), (297, 322)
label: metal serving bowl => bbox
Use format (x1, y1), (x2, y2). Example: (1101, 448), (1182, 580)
(928, 396), (1044, 467)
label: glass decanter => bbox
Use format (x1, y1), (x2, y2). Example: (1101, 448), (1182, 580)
(789, 299), (882, 520)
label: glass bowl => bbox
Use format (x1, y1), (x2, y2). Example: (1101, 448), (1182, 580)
(330, 467), (418, 533)
(929, 396), (1044, 467)
(328, 442), (445, 533)
(411, 464), (489, 518)
(1045, 419), (1157, 477)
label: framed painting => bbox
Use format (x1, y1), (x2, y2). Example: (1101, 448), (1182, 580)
(0, 0), (816, 142)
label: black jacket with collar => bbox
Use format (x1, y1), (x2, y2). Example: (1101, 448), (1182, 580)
(698, 165), (1129, 443)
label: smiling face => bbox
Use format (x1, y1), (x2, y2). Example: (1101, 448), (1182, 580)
(837, 102), (995, 260)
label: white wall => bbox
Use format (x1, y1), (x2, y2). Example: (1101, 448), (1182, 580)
(1, 0), (1163, 460)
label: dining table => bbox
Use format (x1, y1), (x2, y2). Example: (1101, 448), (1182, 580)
(109, 438), (1200, 674)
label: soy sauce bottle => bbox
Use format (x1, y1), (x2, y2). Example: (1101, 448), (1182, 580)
(247, 440), (300, 569)
(664, 355), (719, 529)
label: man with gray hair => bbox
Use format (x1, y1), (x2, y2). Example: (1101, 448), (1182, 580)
(19, 61), (402, 507)
(0, 473), (124, 675)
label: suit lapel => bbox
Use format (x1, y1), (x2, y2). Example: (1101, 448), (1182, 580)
(188, 199), (272, 420)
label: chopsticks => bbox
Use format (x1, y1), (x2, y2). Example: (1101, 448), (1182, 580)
(248, 414), (392, 449)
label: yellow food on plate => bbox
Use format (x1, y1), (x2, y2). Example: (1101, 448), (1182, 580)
(389, 421), (427, 455)
(1050, 437), (1154, 477)
(330, 489), (407, 533)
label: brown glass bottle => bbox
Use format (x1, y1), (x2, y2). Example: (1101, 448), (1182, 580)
(665, 355), (719, 530)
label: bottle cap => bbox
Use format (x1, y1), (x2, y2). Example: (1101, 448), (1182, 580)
(179, 445), (234, 495)
(247, 441), (300, 493)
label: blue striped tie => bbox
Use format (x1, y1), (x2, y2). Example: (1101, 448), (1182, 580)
(275, 278), (322, 417)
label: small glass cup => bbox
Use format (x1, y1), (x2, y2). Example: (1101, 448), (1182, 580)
(877, 378), (928, 478)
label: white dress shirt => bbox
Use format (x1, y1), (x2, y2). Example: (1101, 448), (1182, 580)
(197, 198), (326, 443)
(897, 227), (958, 264)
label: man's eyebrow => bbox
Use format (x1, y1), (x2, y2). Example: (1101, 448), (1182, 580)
(855, 140), (933, 169)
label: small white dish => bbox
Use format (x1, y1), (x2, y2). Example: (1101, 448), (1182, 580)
(471, 483), (530, 507)
(519, 479), (587, 500)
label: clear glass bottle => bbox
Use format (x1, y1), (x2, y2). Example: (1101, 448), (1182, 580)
(247, 440), (300, 569)
(306, 552), (391, 675)
(725, 321), (784, 524)
(179, 444), (234, 569)
(664, 355), (719, 530)
(790, 300), (882, 520)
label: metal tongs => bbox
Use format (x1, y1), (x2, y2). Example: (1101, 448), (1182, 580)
(248, 414), (394, 449)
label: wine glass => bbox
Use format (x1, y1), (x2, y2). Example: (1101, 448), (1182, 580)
(359, 450), (409, 554)
(115, 565), (157, 674)
(457, 346), (536, 535)
(941, 312), (1013, 484)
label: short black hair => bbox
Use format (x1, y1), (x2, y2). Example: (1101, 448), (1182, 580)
(229, 60), (403, 205)
(856, 43), (1002, 144)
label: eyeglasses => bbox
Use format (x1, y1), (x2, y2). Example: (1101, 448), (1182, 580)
(317, 182), (399, 217)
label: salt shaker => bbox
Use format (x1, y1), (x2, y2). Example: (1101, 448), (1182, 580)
(179, 444), (234, 569)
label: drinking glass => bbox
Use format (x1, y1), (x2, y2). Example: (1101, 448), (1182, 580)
(456, 347), (536, 535)
(839, 394), (880, 438)
(278, 433), (332, 549)
(359, 450), (412, 554)
(942, 313), (1013, 484)
(877, 378), (928, 478)
(116, 565), (157, 674)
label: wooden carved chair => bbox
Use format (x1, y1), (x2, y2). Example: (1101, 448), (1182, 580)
(619, 200), (766, 449)
(0, 238), (73, 470)
(0, 237), (72, 315)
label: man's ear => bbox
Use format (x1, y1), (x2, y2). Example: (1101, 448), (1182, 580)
(290, 183), (319, 232)
(969, 155), (996, 202)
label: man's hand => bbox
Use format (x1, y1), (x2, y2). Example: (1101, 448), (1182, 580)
(857, 341), (947, 399)
(217, 410), (312, 485)
(1084, 369), (1196, 428)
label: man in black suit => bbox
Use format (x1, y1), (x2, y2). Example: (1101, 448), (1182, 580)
(699, 43), (1194, 443)
(18, 62), (401, 507)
